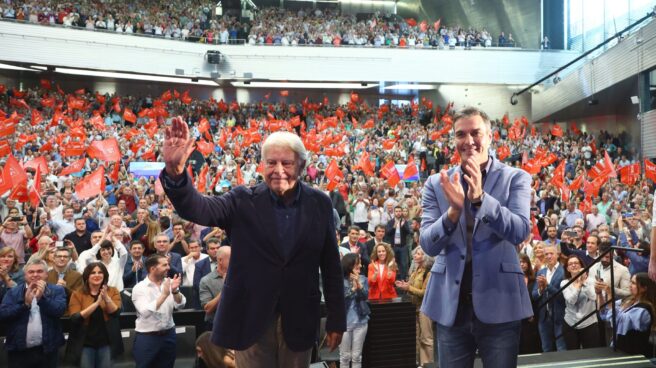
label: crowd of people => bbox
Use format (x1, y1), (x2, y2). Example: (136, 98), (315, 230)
(0, 76), (654, 366)
(0, 2), (518, 48)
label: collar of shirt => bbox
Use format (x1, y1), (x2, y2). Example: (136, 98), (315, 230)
(269, 183), (301, 208)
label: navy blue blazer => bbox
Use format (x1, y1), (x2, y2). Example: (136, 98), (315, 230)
(162, 173), (346, 351)
(123, 256), (148, 289)
(340, 241), (370, 270)
(531, 265), (566, 323)
(0, 283), (66, 353)
(167, 252), (183, 278)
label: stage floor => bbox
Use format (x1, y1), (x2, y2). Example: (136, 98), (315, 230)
(506, 347), (654, 368)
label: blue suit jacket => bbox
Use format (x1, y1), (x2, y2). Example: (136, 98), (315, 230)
(123, 256), (148, 289)
(419, 157), (533, 326)
(162, 173), (346, 351)
(193, 257), (211, 291)
(531, 265), (566, 323)
(0, 283), (66, 353)
(168, 252), (183, 278)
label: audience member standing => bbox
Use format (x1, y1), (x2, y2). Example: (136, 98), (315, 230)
(65, 262), (123, 367)
(131, 254), (186, 368)
(199, 246), (231, 330)
(0, 259), (67, 368)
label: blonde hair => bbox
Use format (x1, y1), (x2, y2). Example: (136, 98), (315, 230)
(370, 242), (398, 272)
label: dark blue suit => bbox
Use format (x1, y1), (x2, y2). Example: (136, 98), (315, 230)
(532, 265), (566, 352)
(193, 257), (212, 291)
(123, 256), (147, 289)
(162, 173), (346, 351)
(0, 283), (66, 356)
(167, 252), (183, 278)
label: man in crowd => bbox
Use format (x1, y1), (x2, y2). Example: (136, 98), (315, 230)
(365, 224), (386, 257)
(590, 243), (631, 300)
(561, 234), (600, 267)
(153, 233), (183, 278)
(181, 239), (208, 309)
(123, 240), (148, 288)
(0, 215), (32, 267)
(49, 207), (76, 240)
(543, 225), (561, 248)
(63, 218), (92, 254)
(129, 208), (149, 242)
(340, 226), (370, 270)
(131, 254), (186, 368)
(162, 125), (345, 367)
(46, 246), (82, 302)
(199, 246), (231, 330)
(193, 237), (221, 289)
(420, 107), (532, 367)
(385, 206), (411, 280)
(169, 221), (190, 256)
(0, 259), (67, 368)
(533, 244), (566, 352)
(560, 201), (584, 228)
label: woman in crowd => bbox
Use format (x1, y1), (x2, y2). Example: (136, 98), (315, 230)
(195, 331), (236, 368)
(531, 242), (546, 273)
(66, 262), (123, 368)
(0, 247), (24, 292)
(28, 223), (57, 255)
(78, 233), (128, 291)
(140, 219), (161, 255)
(519, 253), (541, 353)
(339, 253), (370, 368)
(367, 197), (384, 235)
(561, 254), (601, 350)
(599, 272), (656, 356)
(395, 247), (434, 365)
(368, 243), (398, 300)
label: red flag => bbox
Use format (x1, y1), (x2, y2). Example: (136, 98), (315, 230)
(603, 151), (617, 178)
(0, 119), (16, 137)
(196, 139), (214, 157)
(28, 166), (42, 208)
(109, 162), (120, 183)
(405, 18), (417, 27)
(551, 124), (563, 137)
(279, 90), (289, 97)
(60, 158), (86, 176)
(363, 119), (374, 129)
(358, 152), (375, 177)
(4, 155), (28, 188)
(382, 138), (397, 150)
(419, 21), (428, 32)
(181, 90), (192, 104)
(645, 159), (656, 182)
(40, 79), (52, 90)
(0, 140), (10, 157)
(497, 145), (511, 161)
(0, 164), (13, 195)
(8, 182), (28, 203)
(235, 164), (244, 185)
(123, 108), (137, 123)
(403, 156), (418, 180)
(433, 18), (441, 31)
(619, 163), (640, 186)
(75, 167), (106, 200)
(196, 165), (209, 192)
(522, 160), (541, 175)
(450, 150), (461, 166)
(161, 90), (172, 101)
(87, 138), (121, 162)
(381, 161), (401, 187)
(24, 156), (49, 175)
(549, 160), (566, 189)
(31, 109), (43, 126)
(569, 174), (585, 191)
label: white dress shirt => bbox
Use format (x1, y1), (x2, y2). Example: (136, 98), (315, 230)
(182, 253), (209, 286)
(132, 277), (186, 332)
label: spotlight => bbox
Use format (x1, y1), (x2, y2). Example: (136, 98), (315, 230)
(587, 99), (599, 106)
(552, 76), (561, 84)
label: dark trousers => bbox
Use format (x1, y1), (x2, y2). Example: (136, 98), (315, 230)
(133, 328), (177, 368)
(8, 346), (58, 368)
(563, 321), (603, 350)
(393, 245), (409, 280)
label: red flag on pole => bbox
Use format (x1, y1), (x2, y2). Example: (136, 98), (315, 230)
(619, 163), (640, 186)
(123, 108), (137, 123)
(551, 124), (563, 137)
(74, 167), (106, 200)
(549, 160), (566, 189)
(24, 156), (49, 175)
(358, 152), (375, 177)
(28, 166), (42, 208)
(645, 159), (656, 182)
(4, 155), (28, 189)
(603, 151), (617, 178)
(381, 161), (401, 187)
(569, 174), (585, 191)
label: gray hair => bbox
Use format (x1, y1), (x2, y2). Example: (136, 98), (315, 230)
(409, 247), (434, 274)
(24, 258), (48, 271)
(453, 106), (492, 132)
(261, 131), (308, 170)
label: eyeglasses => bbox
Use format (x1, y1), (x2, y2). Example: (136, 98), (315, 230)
(567, 263), (581, 267)
(55, 255), (70, 259)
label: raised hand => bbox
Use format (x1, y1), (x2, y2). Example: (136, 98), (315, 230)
(163, 116), (196, 178)
(461, 157), (483, 201)
(439, 169), (465, 212)
(170, 274), (181, 291)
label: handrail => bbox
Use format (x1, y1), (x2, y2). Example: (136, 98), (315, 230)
(535, 245), (645, 350)
(510, 10), (655, 105)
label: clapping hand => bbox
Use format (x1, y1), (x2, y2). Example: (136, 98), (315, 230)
(439, 170), (465, 213)
(170, 274), (181, 291)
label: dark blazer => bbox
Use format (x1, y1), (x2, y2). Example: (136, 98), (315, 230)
(384, 218), (411, 247)
(162, 173), (346, 351)
(123, 256), (147, 289)
(0, 283), (67, 353)
(193, 257), (212, 291)
(537, 197), (558, 215)
(168, 252), (183, 278)
(531, 265), (566, 323)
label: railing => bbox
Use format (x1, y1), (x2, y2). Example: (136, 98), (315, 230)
(536, 245), (645, 350)
(0, 17), (523, 50)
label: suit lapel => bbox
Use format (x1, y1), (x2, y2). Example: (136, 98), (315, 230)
(252, 184), (286, 263)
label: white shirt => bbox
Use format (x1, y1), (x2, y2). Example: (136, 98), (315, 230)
(77, 241), (128, 291)
(561, 277), (598, 329)
(352, 199), (369, 223)
(50, 218), (74, 239)
(546, 263), (559, 285)
(132, 277), (186, 332)
(182, 253), (209, 286)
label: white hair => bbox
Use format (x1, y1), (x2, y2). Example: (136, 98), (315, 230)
(261, 131), (308, 169)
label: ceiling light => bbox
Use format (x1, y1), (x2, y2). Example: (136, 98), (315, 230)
(384, 84), (435, 90)
(232, 81), (377, 89)
(46, 67), (218, 85)
(0, 63), (38, 72)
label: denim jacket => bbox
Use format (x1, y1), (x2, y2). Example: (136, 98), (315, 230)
(344, 275), (370, 329)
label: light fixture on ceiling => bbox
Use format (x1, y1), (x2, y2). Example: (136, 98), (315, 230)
(383, 84), (435, 90)
(231, 81), (377, 89)
(33, 66), (218, 86)
(0, 63), (39, 72)
(552, 75), (561, 84)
